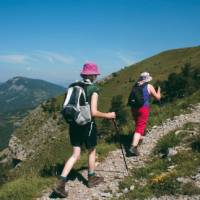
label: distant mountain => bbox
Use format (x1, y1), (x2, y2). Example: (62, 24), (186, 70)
(0, 76), (65, 150)
(0, 76), (65, 114)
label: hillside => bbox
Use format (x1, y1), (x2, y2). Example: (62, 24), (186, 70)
(98, 46), (200, 111)
(0, 76), (65, 150)
(0, 46), (200, 200)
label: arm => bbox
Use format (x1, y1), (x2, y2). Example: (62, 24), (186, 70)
(148, 84), (161, 100)
(91, 92), (116, 119)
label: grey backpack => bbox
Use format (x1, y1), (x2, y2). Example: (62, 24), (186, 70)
(62, 83), (91, 125)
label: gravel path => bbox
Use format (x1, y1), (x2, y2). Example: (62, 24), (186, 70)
(38, 104), (200, 200)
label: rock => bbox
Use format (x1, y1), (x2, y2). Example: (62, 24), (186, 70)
(95, 161), (100, 167)
(13, 121), (21, 128)
(175, 130), (182, 135)
(130, 185), (135, 191)
(191, 174), (200, 180)
(167, 148), (178, 157)
(100, 192), (112, 198)
(123, 188), (129, 193)
(176, 177), (191, 184)
(167, 157), (172, 162)
(115, 193), (123, 198)
(167, 165), (176, 171)
(8, 135), (28, 161)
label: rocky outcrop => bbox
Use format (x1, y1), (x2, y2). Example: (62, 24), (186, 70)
(7, 135), (28, 161)
(2, 105), (66, 166)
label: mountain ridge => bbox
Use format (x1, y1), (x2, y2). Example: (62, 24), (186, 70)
(0, 76), (65, 150)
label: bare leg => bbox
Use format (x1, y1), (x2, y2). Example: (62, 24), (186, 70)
(88, 148), (96, 173)
(54, 147), (81, 197)
(87, 147), (104, 187)
(132, 132), (141, 147)
(61, 146), (81, 177)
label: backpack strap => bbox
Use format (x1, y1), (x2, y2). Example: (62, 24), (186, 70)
(63, 87), (74, 108)
(77, 81), (90, 103)
(76, 86), (84, 109)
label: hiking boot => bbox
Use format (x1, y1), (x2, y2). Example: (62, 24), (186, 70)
(88, 174), (104, 188)
(53, 179), (68, 198)
(127, 146), (139, 157)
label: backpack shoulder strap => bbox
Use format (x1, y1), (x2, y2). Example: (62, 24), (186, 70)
(77, 82), (89, 103)
(63, 86), (74, 108)
(76, 86), (85, 109)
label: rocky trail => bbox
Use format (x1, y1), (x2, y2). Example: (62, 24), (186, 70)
(39, 104), (200, 200)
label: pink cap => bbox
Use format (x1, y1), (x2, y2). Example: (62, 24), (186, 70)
(80, 62), (100, 75)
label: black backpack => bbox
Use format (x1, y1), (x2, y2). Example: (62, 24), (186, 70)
(128, 83), (147, 108)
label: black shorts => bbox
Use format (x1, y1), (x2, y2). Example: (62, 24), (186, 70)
(69, 121), (97, 149)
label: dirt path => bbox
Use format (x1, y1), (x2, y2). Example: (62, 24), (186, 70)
(38, 104), (200, 200)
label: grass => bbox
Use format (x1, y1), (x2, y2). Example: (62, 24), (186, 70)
(153, 131), (182, 155)
(117, 122), (200, 199)
(0, 176), (54, 200)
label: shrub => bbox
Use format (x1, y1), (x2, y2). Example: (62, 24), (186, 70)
(0, 177), (54, 200)
(153, 132), (181, 155)
(150, 178), (180, 196)
(181, 182), (200, 195)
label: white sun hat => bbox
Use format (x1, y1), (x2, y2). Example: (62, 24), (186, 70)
(139, 72), (152, 83)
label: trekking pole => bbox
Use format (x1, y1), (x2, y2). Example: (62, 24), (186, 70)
(112, 120), (129, 173)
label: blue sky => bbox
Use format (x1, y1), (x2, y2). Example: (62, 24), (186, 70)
(0, 0), (200, 86)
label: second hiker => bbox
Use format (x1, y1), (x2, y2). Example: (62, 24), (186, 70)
(54, 62), (116, 198)
(127, 72), (161, 156)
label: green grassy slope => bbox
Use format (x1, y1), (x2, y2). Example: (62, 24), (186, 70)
(98, 46), (200, 111)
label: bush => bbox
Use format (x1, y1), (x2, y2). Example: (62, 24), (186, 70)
(181, 182), (200, 195)
(99, 95), (128, 139)
(0, 177), (54, 200)
(159, 63), (200, 102)
(109, 95), (128, 126)
(150, 178), (180, 196)
(153, 132), (181, 155)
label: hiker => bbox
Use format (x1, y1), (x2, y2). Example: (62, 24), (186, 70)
(128, 72), (161, 156)
(54, 62), (116, 198)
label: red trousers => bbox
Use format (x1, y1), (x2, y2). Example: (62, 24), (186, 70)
(131, 106), (150, 136)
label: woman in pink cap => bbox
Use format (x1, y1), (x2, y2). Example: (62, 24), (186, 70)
(54, 63), (116, 197)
